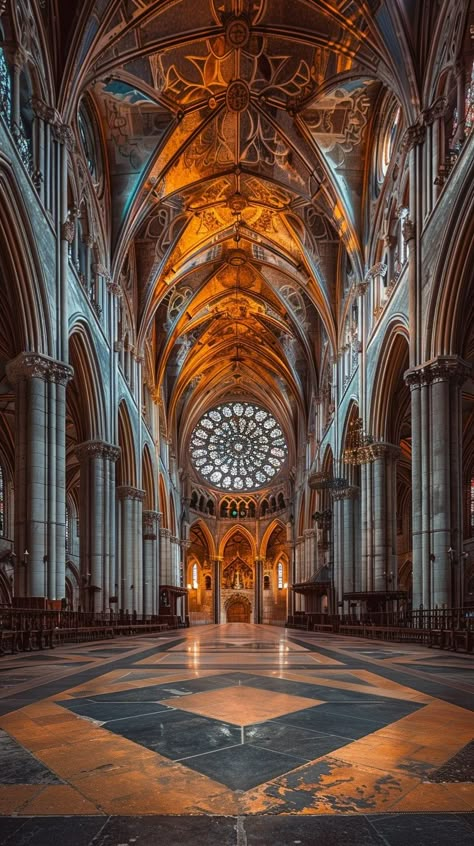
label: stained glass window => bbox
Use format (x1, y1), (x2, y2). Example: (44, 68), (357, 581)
(190, 402), (288, 491)
(192, 562), (198, 589)
(0, 48), (12, 124)
(277, 561), (284, 589)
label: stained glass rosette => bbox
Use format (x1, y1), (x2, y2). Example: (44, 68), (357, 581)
(190, 402), (288, 491)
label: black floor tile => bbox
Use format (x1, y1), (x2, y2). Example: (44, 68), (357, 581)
(244, 814), (386, 845)
(94, 815), (237, 846)
(0, 817), (28, 845)
(370, 813), (474, 846)
(59, 699), (173, 723)
(105, 709), (241, 760)
(274, 705), (387, 739)
(183, 743), (304, 790)
(245, 722), (349, 760)
(0, 729), (62, 785)
(0, 816), (105, 846)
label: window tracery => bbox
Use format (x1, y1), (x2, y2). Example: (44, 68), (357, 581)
(190, 402), (288, 491)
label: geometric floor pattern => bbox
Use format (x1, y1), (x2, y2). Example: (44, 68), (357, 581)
(0, 623), (472, 845)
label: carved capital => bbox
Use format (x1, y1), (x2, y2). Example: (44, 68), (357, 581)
(92, 263), (111, 281)
(52, 121), (75, 152)
(159, 527), (171, 539)
(404, 356), (471, 388)
(30, 96), (59, 125)
(331, 484), (360, 501)
(143, 510), (161, 529)
(370, 443), (401, 462)
(107, 281), (122, 297)
(6, 352), (73, 386)
(423, 96), (448, 125)
(366, 262), (387, 282)
(401, 122), (425, 153)
(117, 486), (146, 502)
(354, 281), (369, 297)
(75, 440), (121, 463)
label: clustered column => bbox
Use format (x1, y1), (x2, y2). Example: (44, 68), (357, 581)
(332, 486), (359, 605)
(405, 356), (470, 608)
(6, 352), (73, 600)
(142, 510), (161, 616)
(213, 557), (222, 623)
(117, 486), (145, 614)
(76, 440), (120, 612)
(371, 444), (400, 592)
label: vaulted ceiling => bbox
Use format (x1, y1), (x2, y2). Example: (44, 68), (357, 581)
(48, 0), (419, 461)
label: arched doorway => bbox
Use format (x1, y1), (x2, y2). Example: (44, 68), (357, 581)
(226, 598), (251, 623)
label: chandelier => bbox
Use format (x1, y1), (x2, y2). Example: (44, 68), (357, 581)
(308, 470), (348, 491)
(343, 417), (376, 465)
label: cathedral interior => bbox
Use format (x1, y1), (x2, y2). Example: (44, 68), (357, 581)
(0, 0), (473, 843)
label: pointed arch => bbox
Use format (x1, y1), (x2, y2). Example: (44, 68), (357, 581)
(189, 518), (216, 560)
(219, 524), (257, 560)
(159, 476), (169, 528)
(142, 443), (156, 511)
(117, 400), (136, 487)
(68, 322), (107, 442)
(260, 519), (287, 560)
(369, 323), (410, 442)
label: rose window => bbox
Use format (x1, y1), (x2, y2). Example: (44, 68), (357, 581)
(190, 402), (288, 491)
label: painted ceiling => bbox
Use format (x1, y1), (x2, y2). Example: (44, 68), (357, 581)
(49, 0), (420, 474)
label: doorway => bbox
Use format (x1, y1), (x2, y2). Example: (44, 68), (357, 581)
(226, 599), (251, 623)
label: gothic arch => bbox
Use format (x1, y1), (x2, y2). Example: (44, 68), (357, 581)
(369, 323), (410, 441)
(219, 525), (256, 560)
(68, 323), (107, 442)
(0, 160), (51, 355)
(117, 400), (137, 487)
(189, 518), (216, 561)
(260, 519), (287, 560)
(142, 443), (156, 511)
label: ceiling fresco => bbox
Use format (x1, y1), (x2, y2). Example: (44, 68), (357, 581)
(56, 0), (416, 486)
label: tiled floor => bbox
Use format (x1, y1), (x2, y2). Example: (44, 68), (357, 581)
(0, 623), (472, 844)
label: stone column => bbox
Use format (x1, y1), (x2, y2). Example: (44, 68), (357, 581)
(170, 535), (181, 586)
(117, 486), (145, 614)
(143, 510), (161, 616)
(371, 445), (400, 591)
(159, 528), (172, 585)
(213, 557), (222, 623)
(255, 558), (263, 623)
(332, 486), (359, 603)
(7, 352), (73, 600)
(76, 441), (120, 612)
(405, 356), (470, 608)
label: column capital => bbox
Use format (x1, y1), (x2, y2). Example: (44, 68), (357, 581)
(422, 96), (448, 125)
(405, 356), (471, 388)
(51, 121), (75, 151)
(30, 96), (61, 125)
(365, 262), (387, 282)
(117, 486), (146, 502)
(6, 352), (73, 386)
(401, 121), (425, 153)
(331, 484), (360, 501)
(354, 281), (369, 297)
(402, 216), (415, 243)
(159, 527), (171, 538)
(75, 440), (121, 463)
(370, 443), (401, 461)
(143, 510), (161, 524)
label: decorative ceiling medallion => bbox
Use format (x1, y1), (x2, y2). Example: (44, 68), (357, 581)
(226, 80), (250, 113)
(228, 192), (247, 214)
(227, 249), (247, 267)
(226, 16), (251, 49)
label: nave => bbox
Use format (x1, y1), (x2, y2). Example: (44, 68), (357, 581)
(0, 625), (472, 845)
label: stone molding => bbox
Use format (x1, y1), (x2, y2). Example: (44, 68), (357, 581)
(117, 486), (146, 502)
(6, 352), (73, 386)
(405, 356), (471, 388)
(75, 440), (121, 463)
